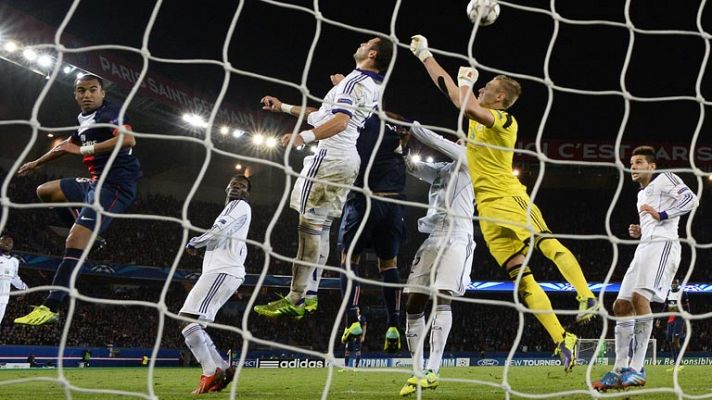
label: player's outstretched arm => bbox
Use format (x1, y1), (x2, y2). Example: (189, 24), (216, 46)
(410, 123), (466, 164)
(261, 95), (317, 118)
(280, 112), (350, 148)
(17, 137), (73, 175)
(88, 126), (136, 155)
(410, 35), (494, 127)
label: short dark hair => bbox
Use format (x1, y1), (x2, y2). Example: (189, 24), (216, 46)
(371, 37), (393, 74)
(232, 174), (251, 191)
(632, 145), (656, 163)
(75, 74), (104, 89)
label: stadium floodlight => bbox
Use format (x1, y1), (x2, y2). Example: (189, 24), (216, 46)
(232, 129), (245, 139)
(37, 54), (52, 68)
(265, 136), (277, 148)
(22, 48), (37, 61)
(62, 65), (74, 74)
(708, 174), (712, 182)
(252, 133), (264, 145)
(47, 133), (54, 138)
(2, 40), (18, 53)
(219, 126), (229, 135)
(513, 168), (521, 177)
(235, 163), (242, 170)
(426, 156), (434, 163)
(410, 154), (421, 163)
(181, 113), (208, 128)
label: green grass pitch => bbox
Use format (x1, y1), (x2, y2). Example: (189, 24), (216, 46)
(0, 365), (709, 399)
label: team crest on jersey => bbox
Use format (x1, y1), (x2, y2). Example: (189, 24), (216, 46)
(645, 187), (654, 196)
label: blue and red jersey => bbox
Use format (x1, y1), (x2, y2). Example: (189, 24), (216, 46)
(70, 101), (142, 185)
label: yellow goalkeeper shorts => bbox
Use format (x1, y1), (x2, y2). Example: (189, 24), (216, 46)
(477, 195), (550, 267)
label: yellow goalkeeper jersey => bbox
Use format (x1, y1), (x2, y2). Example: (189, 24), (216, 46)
(466, 108), (528, 202)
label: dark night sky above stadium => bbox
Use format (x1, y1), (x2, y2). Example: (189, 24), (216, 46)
(0, 0), (711, 197)
(2, 0), (710, 138)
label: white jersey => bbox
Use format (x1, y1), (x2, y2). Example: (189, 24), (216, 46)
(188, 199), (251, 278)
(307, 68), (383, 153)
(407, 125), (474, 236)
(637, 172), (697, 240)
(0, 253), (28, 294)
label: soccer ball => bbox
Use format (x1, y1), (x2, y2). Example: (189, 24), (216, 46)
(466, 0), (500, 26)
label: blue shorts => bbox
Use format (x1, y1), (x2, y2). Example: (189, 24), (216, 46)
(59, 177), (137, 235)
(667, 317), (684, 340)
(338, 193), (406, 260)
(345, 337), (361, 354)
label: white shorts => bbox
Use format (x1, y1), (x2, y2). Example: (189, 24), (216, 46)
(179, 272), (243, 322)
(290, 148), (359, 219)
(619, 240), (681, 303)
(405, 234), (475, 297)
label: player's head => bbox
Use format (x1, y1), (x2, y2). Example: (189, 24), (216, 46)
(477, 75), (521, 110)
(354, 37), (393, 74)
(671, 278), (680, 290)
(226, 174), (251, 201)
(0, 233), (14, 252)
(630, 145), (657, 184)
(74, 74), (106, 113)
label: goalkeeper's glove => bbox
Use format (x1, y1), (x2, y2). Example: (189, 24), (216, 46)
(457, 66), (479, 88)
(410, 35), (433, 63)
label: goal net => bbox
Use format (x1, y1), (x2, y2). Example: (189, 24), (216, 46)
(0, 0), (710, 399)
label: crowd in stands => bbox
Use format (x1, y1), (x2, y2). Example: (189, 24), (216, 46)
(2, 166), (712, 356)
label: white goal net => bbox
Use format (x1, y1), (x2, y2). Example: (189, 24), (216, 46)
(0, 0), (711, 400)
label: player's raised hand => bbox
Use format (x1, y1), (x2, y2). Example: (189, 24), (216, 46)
(330, 74), (345, 86)
(261, 96), (282, 112)
(639, 204), (661, 221)
(628, 224), (641, 238)
(17, 161), (39, 176)
(281, 133), (305, 148)
(457, 66), (479, 88)
(410, 35), (433, 63)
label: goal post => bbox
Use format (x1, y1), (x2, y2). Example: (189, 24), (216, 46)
(576, 338), (656, 367)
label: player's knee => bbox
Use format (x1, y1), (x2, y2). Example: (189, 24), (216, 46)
(406, 294), (427, 314)
(378, 257), (397, 272)
(613, 299), (634, 316)
(37, 182), (58, 201)
(538, 238), (571, 260)
(631, 291), (652, 314)
(181, 322), (204, 346)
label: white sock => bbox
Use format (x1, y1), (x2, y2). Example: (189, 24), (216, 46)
(289, 224), (322, 302)
(630, 316), (653, 372)
(306, 221), (330, 296)
(426, 305), (452, 373)
(182, 323), (217, 376)
(406, 313), (426, 373)
(203, 332), (229, 370)
(614, 319), (635, 371)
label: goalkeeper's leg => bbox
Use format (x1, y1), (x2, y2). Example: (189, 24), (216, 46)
(538, 238), (598, 322)
(507, 262), (577, 372)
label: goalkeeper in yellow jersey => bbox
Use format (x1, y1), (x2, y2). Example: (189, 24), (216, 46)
(409, 34), (599, 372)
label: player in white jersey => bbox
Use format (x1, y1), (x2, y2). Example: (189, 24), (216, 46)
(399, 124), (475, 396)
(254, 36), (394, 319)
(594, 146), (698, 391)
(0, 234), (28, 325)
(179, 175), (251, 394)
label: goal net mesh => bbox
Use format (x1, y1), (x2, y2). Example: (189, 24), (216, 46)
(0, 0), (710, 399)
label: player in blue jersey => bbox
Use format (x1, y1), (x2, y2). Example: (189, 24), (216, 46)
(338, 110), (410, 354)
(659, 278), (690, 371)
(15, 74), (142, 326)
